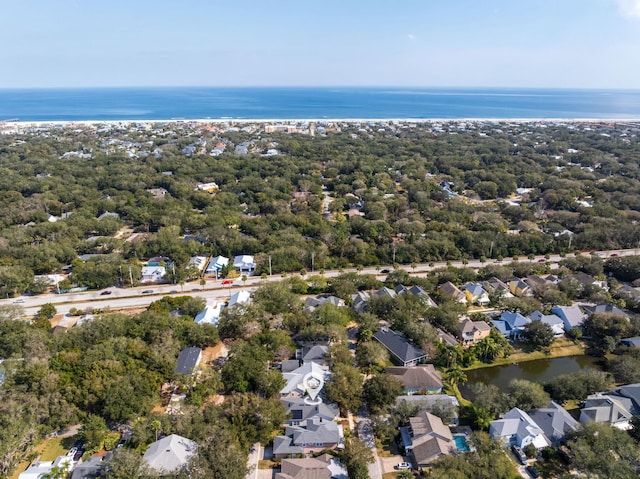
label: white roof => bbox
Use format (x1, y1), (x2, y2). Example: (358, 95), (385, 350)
(233, 255), (255, 267)
(194, 303), (225, 325)
(141, 266), (166, 276)
(229, 290), (251, 307)
(143, 434), (197, 474)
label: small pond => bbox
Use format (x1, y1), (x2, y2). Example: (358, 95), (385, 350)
(460, 355), (605, 400)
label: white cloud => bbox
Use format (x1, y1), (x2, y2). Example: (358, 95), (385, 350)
(407, 34), (416, 41)
(615, 0), (640, 18)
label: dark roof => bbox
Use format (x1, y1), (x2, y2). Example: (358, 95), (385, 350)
(174, 347), (202, 375)
(70, 457), (103, 479)
(373, 328), (427, 364)
(619, 337), (640, 348)
(583, 304), (629, 318)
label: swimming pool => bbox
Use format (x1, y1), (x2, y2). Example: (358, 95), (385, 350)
(454, 434), (470, 452)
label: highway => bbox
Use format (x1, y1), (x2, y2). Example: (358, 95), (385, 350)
(2, 249), (636, 317)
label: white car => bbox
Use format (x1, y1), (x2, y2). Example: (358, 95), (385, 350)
(395, 462), (411, 470)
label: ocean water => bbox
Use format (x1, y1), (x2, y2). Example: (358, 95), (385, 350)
(0, 87), (640, 121)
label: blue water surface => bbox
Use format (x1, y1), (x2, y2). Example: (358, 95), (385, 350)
(1, 87), (640, 121)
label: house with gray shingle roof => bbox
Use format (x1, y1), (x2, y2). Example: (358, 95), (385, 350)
(281, 397), (340, 426)
(437, 281), (467, 303)
(273, 419), (344, 458)
(373, 328), (427, 366)
(276, 454), (342, 479)
(579, 393), (633, 429)
(527, 401), (579, 446)
(551, 305), (587, 331)
(489, 408), (550, 449)
(143, 434), (197, 475)
(386, 365), (443, 394)
(529, 311), (565, 336)
(400, 411), (456, 468)
(174, 347), (202, 376)
(491, 311), (530, 339)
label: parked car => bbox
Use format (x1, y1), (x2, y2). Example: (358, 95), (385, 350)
(526, 465), (540, 478)
(381, 269), (391, 273)
(511, 445), (527, 465)
(610, 253), (619, 257)
(100, 290), (112, 295)
(395, 462), (411, 470)
(141, 290), (154, 294)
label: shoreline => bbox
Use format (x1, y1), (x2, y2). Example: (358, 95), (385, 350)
(3, 117), (640, 128)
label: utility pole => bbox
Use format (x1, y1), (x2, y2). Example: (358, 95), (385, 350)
(392, 242), (396, 264)
(311, 252), (315, 273)
(568, 233), (573, 251)
(489, 241), (494, 258)
(268, 255), (272, 276)
(129, 266), (134, 287)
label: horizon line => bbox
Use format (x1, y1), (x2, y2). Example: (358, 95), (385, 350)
(2, 85), (640, 92)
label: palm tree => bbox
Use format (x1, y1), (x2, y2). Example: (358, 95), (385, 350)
(445, 364), (468, 387)
(151, 419), (162, 441)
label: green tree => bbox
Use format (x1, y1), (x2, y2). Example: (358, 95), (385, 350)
(566, 422), (640, 478)
(341, 437), (373, 479)
(325, 364), (363, 414)
(37, 303), (57, 320)
(522, 320), (555, 350)
(362, 373), (404, 413)
(507, 379), (550, 411)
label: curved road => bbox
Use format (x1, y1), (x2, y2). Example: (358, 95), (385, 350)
(2, 249), (635, 317)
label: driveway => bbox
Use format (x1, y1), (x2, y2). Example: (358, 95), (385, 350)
(355, 406), (382, 479)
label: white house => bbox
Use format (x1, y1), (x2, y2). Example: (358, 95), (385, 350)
(228, 290), (251, 308)
(529, 311), (565, 336)
(188, 256), (208, 272)
(194, 302), (225, 325)
(489, 408), (550, 449)
(141, 265), (166, 283)
(205, 255), (229, 276)
(143, 434), (198, 475)
(19, 456), (74, 479)
(233, 255), (256, 274)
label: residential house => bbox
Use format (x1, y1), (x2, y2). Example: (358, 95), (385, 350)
(70, 457), (104, 479)
(619, 337), (640, 348)
(529, 311), (565, 336)
(142, 434), (198, 475)
(491, 311), (531, 339)
(564, 272), (608, 292)
(188, 256), (208, 272)
(437, 281), (467, 303)
(351, 291), (370, 313)
(228, 290), (251, 308)
(146, 187), (168, 199)
(233, 255), (256, 274)
(395, 395), (460, 425)
(525, 275), (554, 295)
(195, 182), (219, 193)
(551, 305), (587, 331)
(276, 454), (347, 479)
(489, 408), (550, 449)
(527, 401), (579, 446)
(281, 397), (340, 426)
(374, 286), (398, 300)
(509, 279), (534, 298)
(273, 419), (344, 458)
(458, 318), (491, 347)
(194, 302), (224, 325)
(400, 412), (456, 468)
(301, 345), (329, 366)
(583, 303), (630, 319)
(373, 328), (428, 366)
(396, 284), (438, 307)
(579, 393), (634, 429)
(436, 328), (458, 347)
(385, 365), (443, 395)
(304, 295), (345, 312)
(483, 277), (514, 299)
(19, 456), (74, 479)
(280, 361), (330, 400)
(141, 265), (166, 283)
(174, 347), (202, 376)
(205, 255), (229, 276)
(463, 283), (490, 306)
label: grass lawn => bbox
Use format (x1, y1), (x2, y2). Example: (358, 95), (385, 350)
(464, 338), (586, 371)
(39, 437), (68, 461)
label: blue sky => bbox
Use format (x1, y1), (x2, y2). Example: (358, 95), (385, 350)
(1, 0), (639, 88)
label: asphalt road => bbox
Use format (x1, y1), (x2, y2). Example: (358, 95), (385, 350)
(2, 248), (636, 317)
